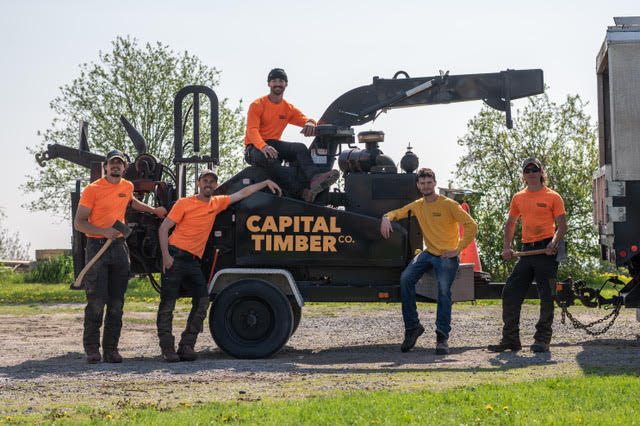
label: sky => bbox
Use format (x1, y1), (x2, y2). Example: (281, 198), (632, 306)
(0, 0), (637, 258)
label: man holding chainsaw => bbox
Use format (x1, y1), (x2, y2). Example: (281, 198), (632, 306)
(380, 168), (477, 355)
(74, 149), (167, 363)
(488, 157), (567, 353)
(157, 170), (281, 362)
(244, 67), (339, 203)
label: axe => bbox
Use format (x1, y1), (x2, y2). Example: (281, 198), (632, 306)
(512, 240), (566, 262)
(72, 220), (132, 289)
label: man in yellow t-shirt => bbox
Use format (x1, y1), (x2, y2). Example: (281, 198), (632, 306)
(488, 157), (567, 353)
(157, 170), (281, 362)
(75, 149), (167, 364)
(381, 168), (477, 355)
(244, 68), (338, 202)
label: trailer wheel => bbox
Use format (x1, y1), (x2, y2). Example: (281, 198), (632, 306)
(290, 299), (302, 337)
(210, 279), (293, 359)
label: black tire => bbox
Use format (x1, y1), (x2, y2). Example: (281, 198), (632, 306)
(290, 299), (302, 337)
(210, 279), (293, 359)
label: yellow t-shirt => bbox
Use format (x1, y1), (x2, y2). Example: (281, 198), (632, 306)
(384, 195), (478, 256)
(168, 195), (231, 258)
(78, 178), (133, 238)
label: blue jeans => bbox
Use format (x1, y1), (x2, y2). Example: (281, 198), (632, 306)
(400, 250), (460, 339)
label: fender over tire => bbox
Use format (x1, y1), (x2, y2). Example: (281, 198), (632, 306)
(210, 279), (293, 359)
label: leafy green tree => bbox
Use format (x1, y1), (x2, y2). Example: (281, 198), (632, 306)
(455, 91), (598, 280)
(0, 209), (31, 260)
(23, 35), (245, 217)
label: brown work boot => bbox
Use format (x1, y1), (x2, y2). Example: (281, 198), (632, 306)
(161, 346), (180, 363)
(303, 170), (340, 202)
(530, 341), (550, 352)
(487, 340), (522, 352)
(103, 348), (123, 363)
(85, 345), (101, 364)
(177, 344), (197, 361)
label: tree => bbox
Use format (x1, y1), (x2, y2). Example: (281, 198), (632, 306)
(0, 209), (31, 260)
(455, 91), (599, 280)
(23, 36), (246, 217)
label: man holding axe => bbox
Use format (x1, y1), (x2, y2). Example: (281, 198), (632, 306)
(488, 157), (567, 353)
(157, 170), (281, 362)
(74, 149), (167, 363)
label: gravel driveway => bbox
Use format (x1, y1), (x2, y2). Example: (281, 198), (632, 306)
(0, 303), (638, 417)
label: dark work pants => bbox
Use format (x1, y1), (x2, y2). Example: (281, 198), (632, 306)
(82, 237), (130, 352)
(501, 249), (558, 345)
(157, 246), (210, 349)
(245, 140), (321, 198)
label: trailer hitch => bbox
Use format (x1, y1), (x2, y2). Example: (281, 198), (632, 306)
(555, 277), (625, 336)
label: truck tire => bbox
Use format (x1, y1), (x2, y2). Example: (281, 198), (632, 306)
(290, 299), (302, 337)
(210, 279), (293, 359)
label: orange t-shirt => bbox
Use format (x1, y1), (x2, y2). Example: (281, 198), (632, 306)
(78, 178), (133, 238)
(509, 186), (565, 243)
(168, 195), (231, 258)
(244, 96), (316, 150)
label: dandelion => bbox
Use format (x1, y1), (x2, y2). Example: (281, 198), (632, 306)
(485, 404), (494, 411)
(107, 414), (113, 419)
(503, 406), (509, 411)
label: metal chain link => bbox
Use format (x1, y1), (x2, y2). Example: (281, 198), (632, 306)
(557, 301), (622, 336)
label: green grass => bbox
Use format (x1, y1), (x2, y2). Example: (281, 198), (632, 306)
(5, 373), (637, 424)
(0, 276), (160, 304)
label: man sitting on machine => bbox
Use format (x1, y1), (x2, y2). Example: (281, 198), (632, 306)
(244, 68), (339, 202)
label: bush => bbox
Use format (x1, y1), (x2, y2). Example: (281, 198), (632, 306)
(26, 256), (74, 284)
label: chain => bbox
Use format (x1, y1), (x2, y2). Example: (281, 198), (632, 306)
(557, 301), (622, 336)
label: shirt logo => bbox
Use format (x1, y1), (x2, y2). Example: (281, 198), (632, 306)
(432, 212), (442, 216)
(118, 193), (127, 198)
(537, 202), (547, 208)
(278, 115), (286, 119)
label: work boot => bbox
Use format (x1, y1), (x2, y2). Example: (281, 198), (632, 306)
(177, 344), (197, 361)
(435, 331), (449, 355)
(303, 170), (340, 203)
(400, 324), (425, 352)
(161, 346), (180, 363)
(85, 345), (101, 364)
(530, 341), (550, 352)
(487, 340), (522, 352)
(103, 348), (123, 363)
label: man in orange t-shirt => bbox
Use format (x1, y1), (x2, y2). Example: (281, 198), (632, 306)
(75, 149), (167, 364)
(157, 169), (281, 362)
(244, 68), (338, 203)
(488, 157), (568, 354)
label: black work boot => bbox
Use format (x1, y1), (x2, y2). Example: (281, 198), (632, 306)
(400, 324), (425, 352)
(161, 346), (180, 362)
(85, 345), (101, 364)
(177, 344), (197, 361)
(530, 341), (550, 352)
(487, 340), (522, 352)
(435, 331), (449, 355)
(103, 348), (123, 363)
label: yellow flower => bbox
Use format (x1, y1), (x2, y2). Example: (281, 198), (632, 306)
(503, 406), (509, 411)
(485, 404), (494, 411)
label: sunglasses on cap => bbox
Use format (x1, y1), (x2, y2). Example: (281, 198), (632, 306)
(523, 167), (541, 174)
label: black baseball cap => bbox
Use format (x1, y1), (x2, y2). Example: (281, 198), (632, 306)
(105, 149), (127, 163)
(198, 169), (218, 181)
(268, 68), (288, 82)
(521, 157), (543, 170)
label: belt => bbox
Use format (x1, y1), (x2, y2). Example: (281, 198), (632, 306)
(169, 245), (199, 261)
(88, 237), (125, 245)
(521, 237), (553, 251)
